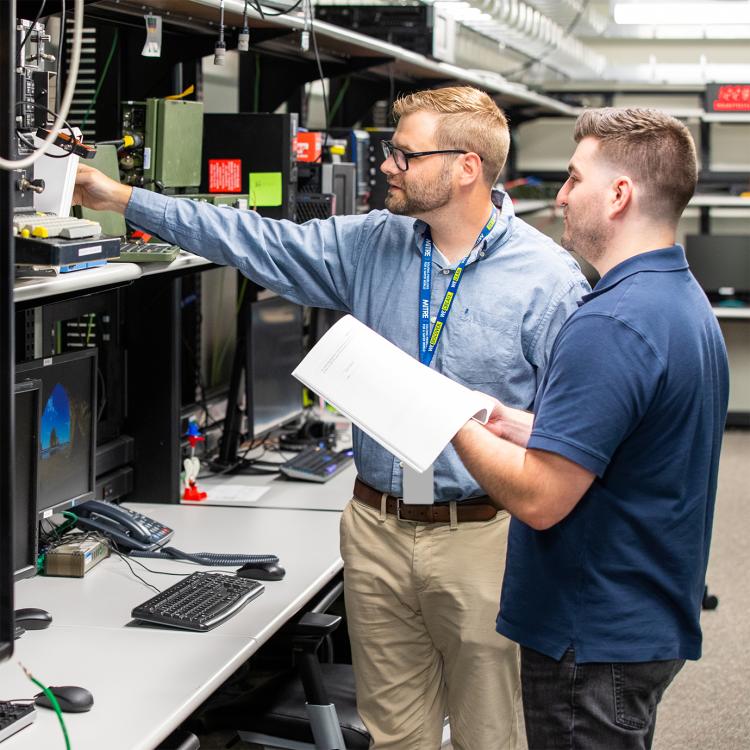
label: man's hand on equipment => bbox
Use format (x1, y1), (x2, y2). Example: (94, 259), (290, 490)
(73, 163), (133, 214)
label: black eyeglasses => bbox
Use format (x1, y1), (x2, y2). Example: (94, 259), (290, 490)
(381, 140), (481, 172)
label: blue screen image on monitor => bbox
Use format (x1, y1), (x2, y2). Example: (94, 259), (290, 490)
(41, 383), (72, 456)
(17, 349), (97, 515)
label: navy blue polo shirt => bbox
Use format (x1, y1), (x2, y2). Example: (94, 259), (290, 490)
(496, 245), (729, 663)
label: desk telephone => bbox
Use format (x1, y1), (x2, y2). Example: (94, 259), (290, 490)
(75, 500), (174, 552)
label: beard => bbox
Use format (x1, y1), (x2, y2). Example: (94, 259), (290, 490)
(385, 161), (453, 216)
(560, 209), (611, 267)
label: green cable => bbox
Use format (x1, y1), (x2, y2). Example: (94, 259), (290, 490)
(21, 664), (71, 750)
(56, 510), (80, 537)
(328, 75), (350, 124)
(81, 29), (119, 131)
(236, 276), (248, 314)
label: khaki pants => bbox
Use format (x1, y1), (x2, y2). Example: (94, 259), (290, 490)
(340, 497), (525, 750)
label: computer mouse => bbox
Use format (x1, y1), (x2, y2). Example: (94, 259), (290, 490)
(236, 562), (286, 581)
(14, 607), (52, 630)
(35, 685), (94, 713)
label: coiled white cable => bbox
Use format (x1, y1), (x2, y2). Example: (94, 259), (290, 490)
(0, 0), (83, 171)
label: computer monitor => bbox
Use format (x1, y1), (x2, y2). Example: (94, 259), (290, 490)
(685, 234), (750, 298)
(14, 379), (41, 580)
(245, 296), (305, 439)
(16, 349), (97, 517)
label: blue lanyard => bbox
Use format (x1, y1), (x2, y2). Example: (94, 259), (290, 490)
(419, 209), (497, 366)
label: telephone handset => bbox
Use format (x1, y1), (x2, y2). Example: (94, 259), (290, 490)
(75, 500), (174, 552)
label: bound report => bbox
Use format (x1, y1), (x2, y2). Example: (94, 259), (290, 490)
(292, 315), (495, 474)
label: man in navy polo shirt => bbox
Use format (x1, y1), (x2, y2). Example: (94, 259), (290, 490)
(453, 107), (729, 749)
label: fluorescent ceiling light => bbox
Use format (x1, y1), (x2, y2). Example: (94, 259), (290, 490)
(614, 2), (750, 25)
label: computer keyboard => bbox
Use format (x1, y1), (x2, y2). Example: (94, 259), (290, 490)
(279, 446), (354, 483)
(13, 213), (101, 239)
(131, 571), (264, 631)
(111, 241), (181, 263)
(0, 702), (36, 744)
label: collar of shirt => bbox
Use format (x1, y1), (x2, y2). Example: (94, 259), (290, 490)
(411, 189), (514, 268)
(579, 244), (688, 307)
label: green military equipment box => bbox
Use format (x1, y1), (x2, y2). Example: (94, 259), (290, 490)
(144, 98), (204, 191)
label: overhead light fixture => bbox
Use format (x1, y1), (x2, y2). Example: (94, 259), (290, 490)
(614, 2), (750, 25)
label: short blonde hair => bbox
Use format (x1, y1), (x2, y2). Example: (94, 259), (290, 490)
(392, 86), (509, 187)
(574, 108), (698, 224)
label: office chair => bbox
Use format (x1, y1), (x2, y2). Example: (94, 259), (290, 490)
(156, 728), (200, 750)
(230, 611), (369, 749)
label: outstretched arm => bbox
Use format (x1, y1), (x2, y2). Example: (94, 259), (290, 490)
(73, 165), (368, 312)
(73, 164), (132, 213)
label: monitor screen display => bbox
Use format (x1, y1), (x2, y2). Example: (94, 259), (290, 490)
(16, 349), (97, 515)
(685, 234), (750, 295)
(246, 296), (305, 438)
(14, 380), (41, 580)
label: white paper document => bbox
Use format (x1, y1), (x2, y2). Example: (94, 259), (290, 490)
(292, 315), (495, 474)
(181, 484), (270, 507)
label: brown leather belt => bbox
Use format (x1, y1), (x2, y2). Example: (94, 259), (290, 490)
(353, 477), (498, 523)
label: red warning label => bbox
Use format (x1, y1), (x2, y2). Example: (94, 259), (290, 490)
(208, 159), (242, 193)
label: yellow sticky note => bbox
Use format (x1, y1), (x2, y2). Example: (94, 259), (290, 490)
(249, 172), (283, 207)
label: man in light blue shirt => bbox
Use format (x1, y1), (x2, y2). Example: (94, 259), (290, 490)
(75, 86), (588, 749)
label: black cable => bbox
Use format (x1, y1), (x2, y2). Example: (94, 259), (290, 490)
(180, 302), (218, 431)
(233, 464), (280, 475)
(56, 0), (65, 111)
(309, 2), (329, 160)
(129, 546), (279, 566)
(124, 553), (230, 578)
(14, 101), (76, 159)
(17, 0), (48, 66)
(110, 547), (161, 593)
(255, 0), (304, 17)
(96, 366), (107, 423)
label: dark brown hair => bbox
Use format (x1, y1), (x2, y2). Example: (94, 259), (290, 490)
(574, 107), (698, 224)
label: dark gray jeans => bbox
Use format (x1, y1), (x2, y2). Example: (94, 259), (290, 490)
(521, 647), (685, 750)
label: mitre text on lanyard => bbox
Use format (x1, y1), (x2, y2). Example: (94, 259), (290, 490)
(419, 209), (497, 366)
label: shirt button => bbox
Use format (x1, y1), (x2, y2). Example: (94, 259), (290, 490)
(399, 462), (404, 468)
(443, 269), (451, 275)
(479, 250), (486, 258)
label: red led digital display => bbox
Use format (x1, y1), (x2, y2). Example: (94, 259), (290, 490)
(707, 84), (750, 113)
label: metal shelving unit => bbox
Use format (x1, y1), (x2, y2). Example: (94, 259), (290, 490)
(92, 0), (579, 116)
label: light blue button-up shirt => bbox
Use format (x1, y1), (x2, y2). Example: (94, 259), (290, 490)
(127, 188), (589, 501)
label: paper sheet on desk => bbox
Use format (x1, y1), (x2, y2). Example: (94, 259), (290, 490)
(292, 315), (495, 474)
(181, 485), (270, 507)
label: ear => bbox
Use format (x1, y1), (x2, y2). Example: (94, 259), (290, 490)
(607, 175), (634, 220)
(456, 152), (484, 186)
